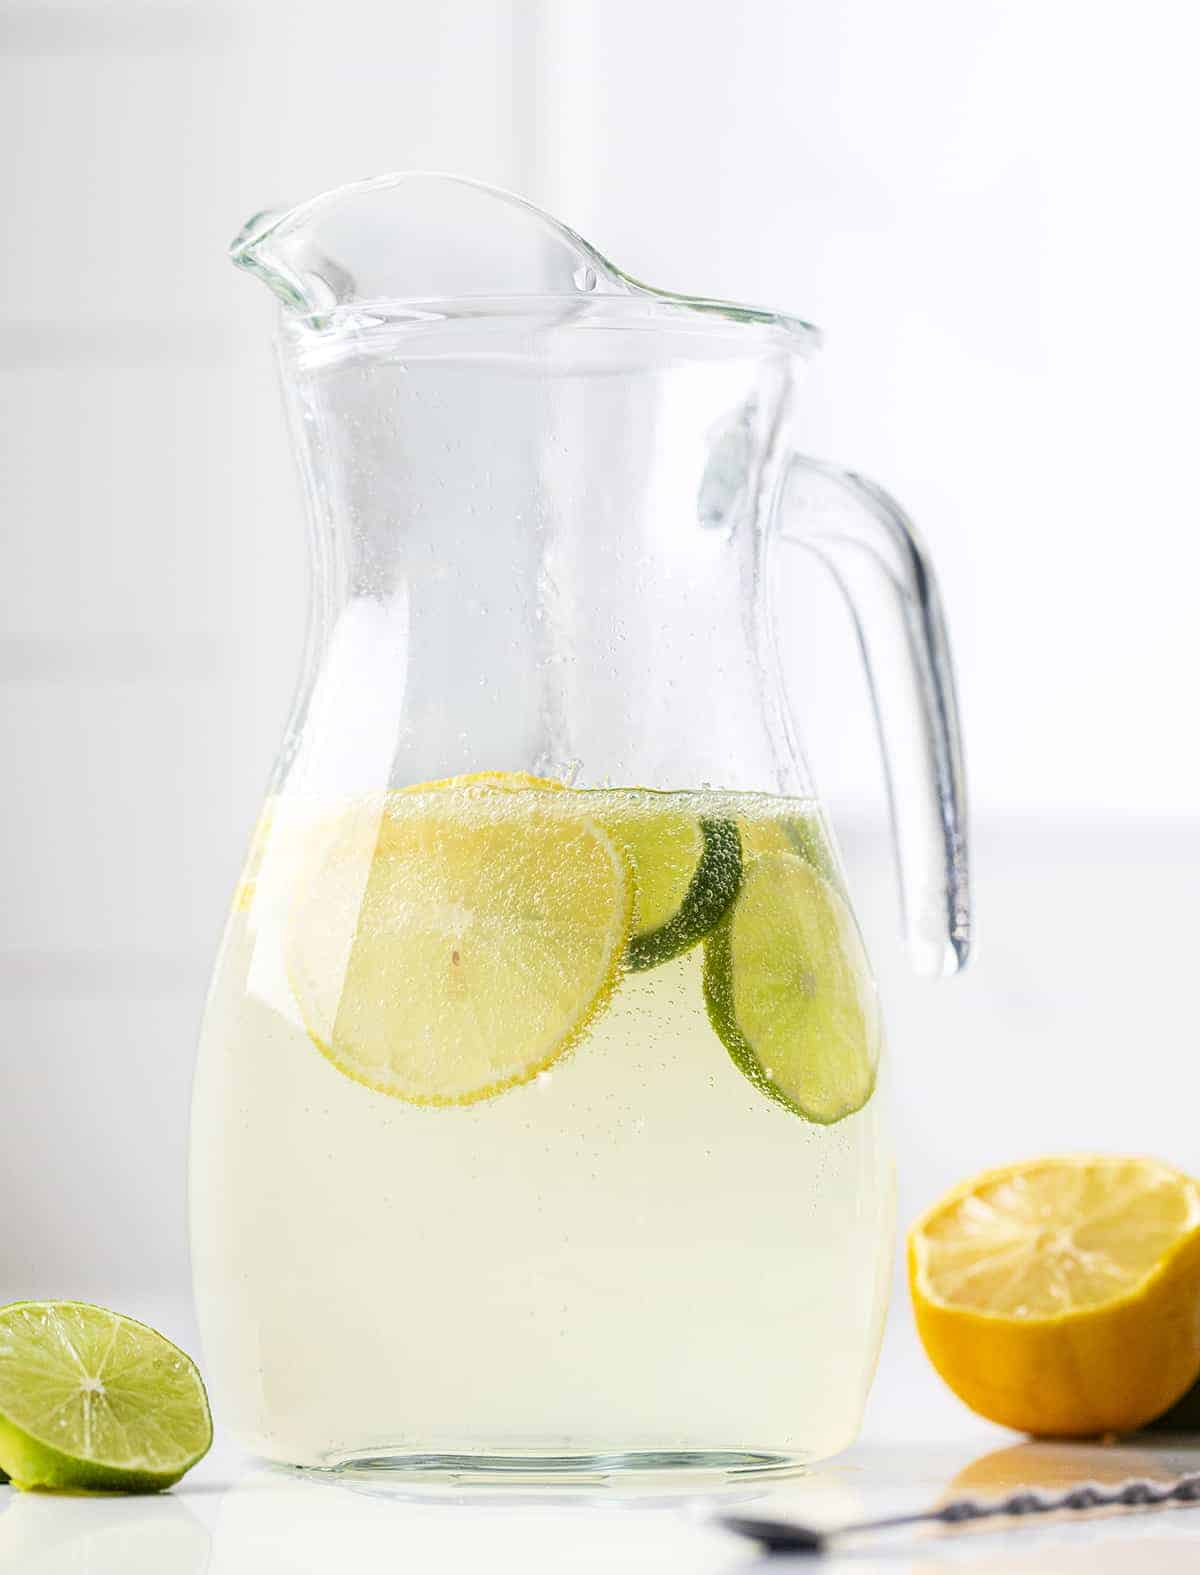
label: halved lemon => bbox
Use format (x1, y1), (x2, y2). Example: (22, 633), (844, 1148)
(703, 851), (879, 1123)
(285, 786), (633, 1105)
(909, 1155), (1200, 1437)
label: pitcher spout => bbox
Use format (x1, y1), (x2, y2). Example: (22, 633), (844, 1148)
(229, 171), (631, 319)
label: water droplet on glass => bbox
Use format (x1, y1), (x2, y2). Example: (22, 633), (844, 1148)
(573, 265), (598, 292)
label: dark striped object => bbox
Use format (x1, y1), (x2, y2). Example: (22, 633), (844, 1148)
(720, 1471), (1200, 1555)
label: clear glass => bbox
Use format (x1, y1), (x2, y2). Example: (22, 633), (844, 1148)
(190, 175), (969, 1480)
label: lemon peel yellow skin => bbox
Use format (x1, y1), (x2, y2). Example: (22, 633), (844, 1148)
(908, 1155), (1200, 1438)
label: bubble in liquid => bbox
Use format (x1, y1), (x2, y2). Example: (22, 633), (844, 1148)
(573, 265), (598, 292)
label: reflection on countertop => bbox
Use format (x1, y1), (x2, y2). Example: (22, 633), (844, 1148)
(0, 1489), (210, 1574)
(5, 1433), (1200, 1574)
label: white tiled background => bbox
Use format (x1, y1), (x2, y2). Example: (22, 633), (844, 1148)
(2, 0), (1199, 1413)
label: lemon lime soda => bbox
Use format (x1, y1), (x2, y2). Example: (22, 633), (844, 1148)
(190, 778), (894, 1472)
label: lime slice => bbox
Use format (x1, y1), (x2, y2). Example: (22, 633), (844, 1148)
(0, 1303), (211, 1493)
(740, 811), (840, 887)
(626, 816), (742, 970)
(588, 793), (742, 971)
(703, 851), (880, 1123)
(286, 788), (633, 1105)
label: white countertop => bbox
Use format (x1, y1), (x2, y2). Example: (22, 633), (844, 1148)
(4, 1308), (1200, 1571)
(7, 1431), (1200, 1574)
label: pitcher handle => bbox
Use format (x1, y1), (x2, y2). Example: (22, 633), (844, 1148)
(773, 455), (971, 977)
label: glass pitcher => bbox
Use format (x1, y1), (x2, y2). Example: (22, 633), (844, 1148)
(190, 173), (970, 1479)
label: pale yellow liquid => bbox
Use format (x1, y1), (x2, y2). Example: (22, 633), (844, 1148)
(190, 792), (895, 1473)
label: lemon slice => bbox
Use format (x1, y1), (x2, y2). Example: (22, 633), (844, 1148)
(703, 851), (879, 1123)
(285, 787), (633, 1105)
(404, 771), (565, 793)
(0, 1302), (211, 1493)
(231, 800), (277, 914)
(586, 791), (741, 971)
(909, 1155), (1200, 1436)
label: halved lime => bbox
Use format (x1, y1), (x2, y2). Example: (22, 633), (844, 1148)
(0, 1303), (212, 1493)
(703, 851), (880, 1123)
(286, 787), (634, 1105)
(589, 794), (742, 970)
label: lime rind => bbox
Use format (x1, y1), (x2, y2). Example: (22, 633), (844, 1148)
(703, 851), (879, 1124)
(627, 817), (742, 971)
(0, 1302), (212, 1493)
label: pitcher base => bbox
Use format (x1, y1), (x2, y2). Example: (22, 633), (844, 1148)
(305, 1447), (811, 1485)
